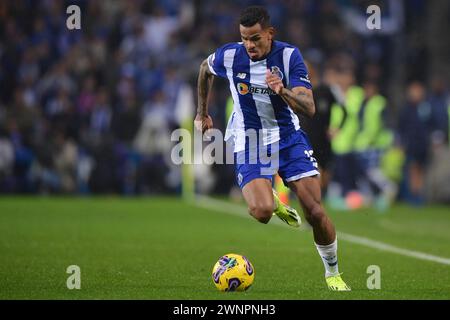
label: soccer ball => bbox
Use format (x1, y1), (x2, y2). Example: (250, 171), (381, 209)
(212, 253), (255, 292)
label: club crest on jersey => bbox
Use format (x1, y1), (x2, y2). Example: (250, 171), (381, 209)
(270, 66), (284, 80)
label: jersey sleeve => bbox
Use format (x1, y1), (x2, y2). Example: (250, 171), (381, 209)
(289, 48), (312, 90)
(207, 46), (227, 79)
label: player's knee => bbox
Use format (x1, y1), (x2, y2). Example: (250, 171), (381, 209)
(248, 203), (273, 224)
(304, 203), (325, 226)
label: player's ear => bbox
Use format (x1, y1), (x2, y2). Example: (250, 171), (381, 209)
(267, 27), (275, 40)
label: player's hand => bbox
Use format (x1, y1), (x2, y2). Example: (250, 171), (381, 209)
(194, 114), (213, 134)
(266, 69), (284, 95)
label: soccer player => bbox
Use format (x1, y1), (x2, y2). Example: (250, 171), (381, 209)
(195, 6), (350, 291)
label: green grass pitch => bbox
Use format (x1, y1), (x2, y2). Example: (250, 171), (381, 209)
(0, 196), (449, 299)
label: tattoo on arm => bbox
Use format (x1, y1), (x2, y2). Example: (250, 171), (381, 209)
(279, 87), (315, 118)
(197, 59), (215, 117)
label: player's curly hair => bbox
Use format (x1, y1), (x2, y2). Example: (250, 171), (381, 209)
(239, 6), (271, 29)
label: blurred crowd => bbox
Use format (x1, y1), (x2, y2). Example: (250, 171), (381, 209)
(0, 0), (449, 205)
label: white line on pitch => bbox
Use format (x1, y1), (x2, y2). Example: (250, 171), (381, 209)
(193, 195), (450, 266)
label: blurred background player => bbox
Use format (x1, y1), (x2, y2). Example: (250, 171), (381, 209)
(326, 61), (361, 209)
(353, 80), (396, 210)
(299, 61), (346, 196)
(397, 81), (432, 205)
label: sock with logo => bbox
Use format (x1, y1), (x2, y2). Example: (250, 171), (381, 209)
(315, 238), (339, 277)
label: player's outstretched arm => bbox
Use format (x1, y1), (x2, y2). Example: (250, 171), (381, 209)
(266, 70), (315, 118)
(195, 59), (214, 133)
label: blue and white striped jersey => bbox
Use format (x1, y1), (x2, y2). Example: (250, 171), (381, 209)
(207, 40), (312, 152)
